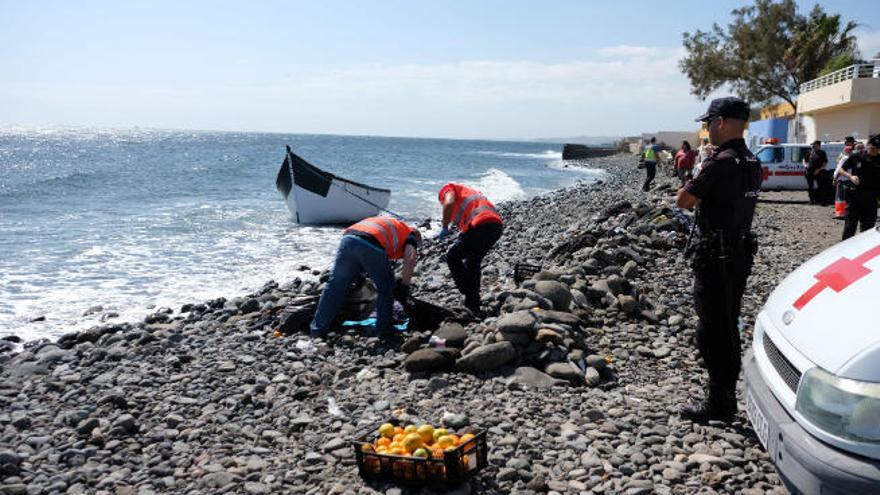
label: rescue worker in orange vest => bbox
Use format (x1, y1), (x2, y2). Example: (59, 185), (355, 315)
(437, 183), (503, 315)
(309, 216), (421, 340)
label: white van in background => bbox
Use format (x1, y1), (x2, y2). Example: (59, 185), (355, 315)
(752, 142), (844, 191)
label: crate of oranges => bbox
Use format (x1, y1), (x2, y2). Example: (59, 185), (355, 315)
(352, 418), (488, 485)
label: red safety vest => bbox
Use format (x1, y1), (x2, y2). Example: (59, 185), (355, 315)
(438, 183), (502, 233)
(345, 216), (414, 260)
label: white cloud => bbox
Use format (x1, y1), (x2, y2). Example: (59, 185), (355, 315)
(597, 45), (672, 59)
(857, 31), (880, 59)
(0, 45), (707, 138)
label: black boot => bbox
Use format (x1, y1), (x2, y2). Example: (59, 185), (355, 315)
(681, 388), (737, 423)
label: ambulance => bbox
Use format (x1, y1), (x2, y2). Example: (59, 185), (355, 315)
(753, 141), (844, 191)
(744, 228), (880, 494)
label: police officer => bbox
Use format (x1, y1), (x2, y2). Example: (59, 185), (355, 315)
(838, 134), (880, 240)
(676, 97), (763, 423)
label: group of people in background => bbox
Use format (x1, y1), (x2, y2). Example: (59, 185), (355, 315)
(648, 131), (880, 242)
(802, 134), (880, 240)
(828, 134), (880, 240)
(641, 136), (714, 191)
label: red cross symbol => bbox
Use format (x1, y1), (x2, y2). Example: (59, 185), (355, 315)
(762, 167), (771, 182)
(794, 244), (880, 310)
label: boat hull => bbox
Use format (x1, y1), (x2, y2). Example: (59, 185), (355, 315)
(276, 147), (391, 225)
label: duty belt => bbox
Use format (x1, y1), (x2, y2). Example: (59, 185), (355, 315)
(692, 229), (757, 260)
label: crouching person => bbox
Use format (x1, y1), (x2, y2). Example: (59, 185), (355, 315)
(436, 183), (503, 315)
(309, 216), (421, 340)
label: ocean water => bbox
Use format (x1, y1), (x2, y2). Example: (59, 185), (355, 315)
(0, 127), (607, 341)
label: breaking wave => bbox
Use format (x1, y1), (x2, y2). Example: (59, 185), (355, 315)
(473, 168), (526, 203)
(476, 150), (562, 160)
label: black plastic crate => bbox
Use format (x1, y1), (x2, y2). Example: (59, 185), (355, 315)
(351, 418), (488, 486)
(514, 262), (542, 285)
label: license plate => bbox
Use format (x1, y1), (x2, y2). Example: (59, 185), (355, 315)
(746, 390), (769, 448)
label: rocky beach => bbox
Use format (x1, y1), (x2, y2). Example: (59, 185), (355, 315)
(0, 154), (841, 495)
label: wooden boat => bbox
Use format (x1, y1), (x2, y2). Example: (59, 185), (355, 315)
(275, 146), (391, 224)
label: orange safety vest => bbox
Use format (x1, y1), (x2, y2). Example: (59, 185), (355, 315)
(345, 216), (414, 260)
(438, 183), (502, 233)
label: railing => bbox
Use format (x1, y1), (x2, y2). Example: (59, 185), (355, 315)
(799, 60), (880, 93)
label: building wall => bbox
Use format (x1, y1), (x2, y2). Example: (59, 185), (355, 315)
(802, 103), (880, 143)
(760, 102), (796, 120)
(798, 77), (880, 114)
(746, 118), (790, 148)
(798, 79), (855, 113)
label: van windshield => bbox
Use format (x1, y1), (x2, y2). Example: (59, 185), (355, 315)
(756, 147), (784, 163)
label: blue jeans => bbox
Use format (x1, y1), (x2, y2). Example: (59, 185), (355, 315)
(309, 235), (395, 337)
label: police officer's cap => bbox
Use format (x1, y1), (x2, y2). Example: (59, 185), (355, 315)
(695, 97), (750, 122)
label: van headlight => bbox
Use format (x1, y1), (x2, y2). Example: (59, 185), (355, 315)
(795, 367), (880, 443)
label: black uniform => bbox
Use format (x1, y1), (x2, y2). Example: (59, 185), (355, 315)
(683, 138), (762, 419)
(841, 151), (880, 240)
(805, 148), (828, 204)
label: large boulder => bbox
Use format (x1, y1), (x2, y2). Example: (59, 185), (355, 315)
(536, 310), (581, 326)
(605, 275), (627, 296)
(496, 311), (536, 335)
(618, 295), (639, 315)
(433, 323), (467, 348)
(456, 342), (517, 373)
(404, 349), (454, 373)
(533, 281), (572, 312)
(544, 362), (584, 385)
(506, 366), (566, 389)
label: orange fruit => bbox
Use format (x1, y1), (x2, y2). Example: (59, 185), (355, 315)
(447, 434), (460, 445)
(459, 433), (475, 444)
(361, 443), (375, 452)
(402, 433), (423, 452)
(412, 448), (429, 458)
(394, 426), (404, 435)
(378, 423), (395, 438)
(417, 424), (435, 444)
(436, 435), (454, 449)
(376, 437), (391, 448)
(404, 424), (418, 434)
(433, 428), (449, 442)
(390, 447), (407, 456)
(392, 433), (405, 444)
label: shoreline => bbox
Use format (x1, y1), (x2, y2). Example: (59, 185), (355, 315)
(0, 155), (843, 494)
(2, 159), (609, 346)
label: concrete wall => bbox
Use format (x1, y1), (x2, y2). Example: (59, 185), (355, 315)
(798, 77), (880, 114)
(798, 79), (855, 113)
(802, 103), (880, 143)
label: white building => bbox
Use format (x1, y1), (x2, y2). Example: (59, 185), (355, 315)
(796, 60), (880, 143)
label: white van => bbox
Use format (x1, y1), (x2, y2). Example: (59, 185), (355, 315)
(744, 228), (880, 494)
(753, 142), (844, 191)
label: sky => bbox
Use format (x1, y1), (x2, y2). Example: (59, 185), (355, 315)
(2, 0), (879, 139)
